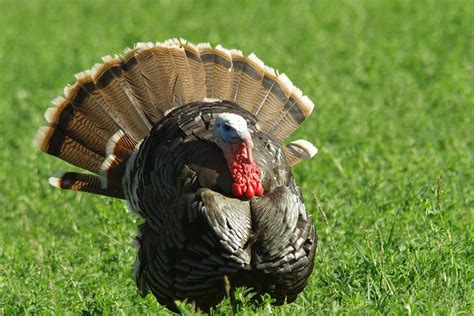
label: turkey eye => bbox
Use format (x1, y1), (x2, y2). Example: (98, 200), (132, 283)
(224, 124), (231, 132)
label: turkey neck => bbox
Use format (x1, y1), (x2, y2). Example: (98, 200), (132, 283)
(220, 138), (253, 170)
(218, 139), (264, 199)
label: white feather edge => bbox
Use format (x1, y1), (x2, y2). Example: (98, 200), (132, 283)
(170, 38), (188, 46)
(180, 40), (200, 53)
(196, 42), (212, 50)
(99, 154), (120, 189)
(163, 39), (181, 49)
(101, 54), (121, 64)
(247, 53), (265, 70)
(277, 73), (294, 94)
(287, 139), (318, 159)
(34, 126), (54, 151)
(215, 44), (232, 58)
(44, 96), (67, 124)
(106, 130), (126, 157)
(74, 69), (92, 82)
(230, 48), (244, 58)
(90, 63), (107, 82)
(48, 171), (67, 188)
(299, 95), (315, 116)
(134, 42), (154, 52)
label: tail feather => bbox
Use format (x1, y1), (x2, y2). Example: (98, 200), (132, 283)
(180, 40), (206, 101)
(235, 53), (265, 113)
(66, 74), (120, 134)
(35, 126), (104, 173)
(134, 42), (177, 115)
(165, 39), (196, 105)
(121, 48), (161, 124)
(106, 129), (137, 159)
(73, 71), (140, 140)
(90, 58), (151, 140)
(251, 66), (277, 116)
(229, 49), (244, 102)
(36, 39), (316, 198)
(255, 73), (293, 133)
(209, 45), (233, 101)
(101, 55), (153, 130)
(49, 172), (124, 199)
(284, 139), (318, 165)
(45, 96), (110, 156)
(197, 43), (215, 98)
(270, 93), (315, 141)
(101, 130), (138, 189)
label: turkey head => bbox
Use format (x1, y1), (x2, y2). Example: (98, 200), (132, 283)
(214, 113), (264, 199)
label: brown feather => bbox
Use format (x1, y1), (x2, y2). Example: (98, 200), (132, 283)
(49, 172), (124, 198)
(180, 40), (206, 101)
(235, 53), (265, 112)
(229, 49), (244, 102)
(165, 39), (196, 105)
(91, 59), (150, 140)
(122, 48), (162, 124)
(198, 43), (215, 98)
(45, 96), (110, 156)
(35, 126), (103, 173)
(254, 73), (293, 134)
(210, 45), (233, 101)
(269, 92), (315, 142)
(134, 42), (177, 114)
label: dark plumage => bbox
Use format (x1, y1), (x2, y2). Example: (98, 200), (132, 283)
(35, 39), (318, 312)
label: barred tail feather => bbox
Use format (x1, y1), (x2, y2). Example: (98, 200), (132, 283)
(229, 49), (244, 102)
(121, 48), (162, 124)
(235, 53), (265, 113)
(180, 40), (207, 101)
(197, 43), (214, 98)
(90, 59), (150, 141)
(164, 39), (196, 105)
(35, 126), (103, 173)
(49, 172), (124, 199)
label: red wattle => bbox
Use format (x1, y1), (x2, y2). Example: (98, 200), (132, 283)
(229, 143), (264, 199)
(245, 184), (255, 199)
(255, 182), (264, 196)
(232, 183), (243, 197)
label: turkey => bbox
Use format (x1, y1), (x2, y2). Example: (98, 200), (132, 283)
(35, 39), (318, 312)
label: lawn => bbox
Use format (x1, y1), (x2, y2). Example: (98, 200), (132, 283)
(0, 0), (472, 314)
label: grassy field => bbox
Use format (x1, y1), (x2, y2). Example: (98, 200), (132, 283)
(0, 0), (472, 314)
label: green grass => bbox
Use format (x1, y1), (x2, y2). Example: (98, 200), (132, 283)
(0, 0), (472, 314)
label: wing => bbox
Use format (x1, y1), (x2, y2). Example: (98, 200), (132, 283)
(247, 181), (317, 303)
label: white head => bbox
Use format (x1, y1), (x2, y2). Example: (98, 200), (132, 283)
(214, 113), (252, 146)
(213, 113), (263, 198)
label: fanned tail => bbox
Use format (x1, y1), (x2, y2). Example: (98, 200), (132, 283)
(35, 39), (316, 198)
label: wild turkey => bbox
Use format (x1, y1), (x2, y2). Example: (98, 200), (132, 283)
(35, 39), (318, 312)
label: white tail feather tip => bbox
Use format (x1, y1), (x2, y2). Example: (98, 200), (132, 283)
(34, 126), (53, 151)
(48, 171), (66, 188)
(106, 130), (126, 157)
(300, 95), (315, 115)
(289, 139), (318, 159)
